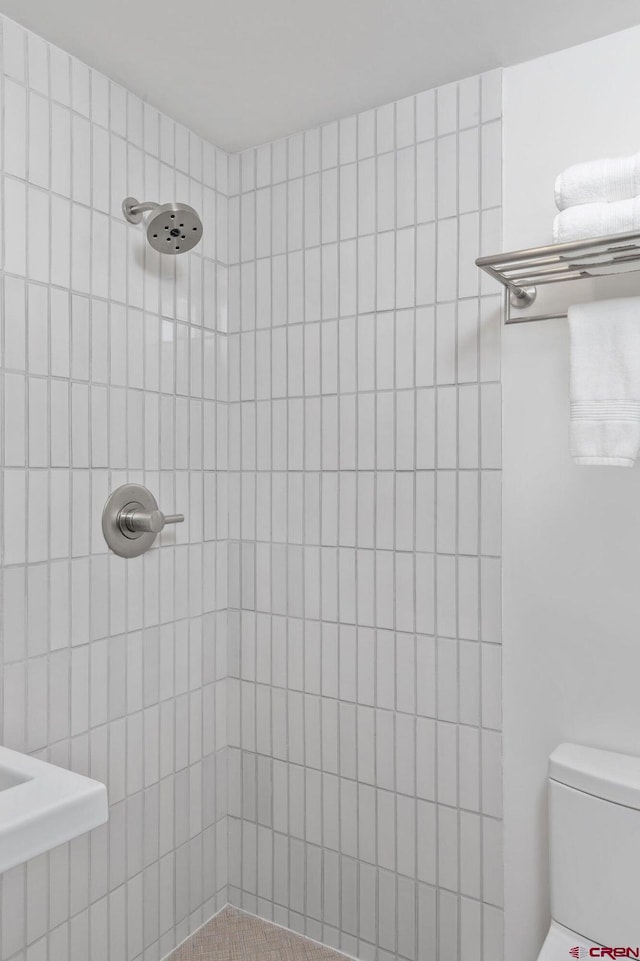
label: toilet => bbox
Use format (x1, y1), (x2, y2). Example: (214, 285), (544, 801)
(537, 742), (640, 959)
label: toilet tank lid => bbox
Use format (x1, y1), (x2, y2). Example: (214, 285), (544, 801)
(550, 743), (640, 809)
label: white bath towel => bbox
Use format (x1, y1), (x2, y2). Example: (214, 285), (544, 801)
(553, 197), (640, 244)
(555, 152), (640, 210)
(569, 297), (640, 466)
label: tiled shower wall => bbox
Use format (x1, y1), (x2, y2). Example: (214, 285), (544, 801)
(226, 73), (504, 960)
(0, 15), (229, 961)
(0, 11), (505, 961)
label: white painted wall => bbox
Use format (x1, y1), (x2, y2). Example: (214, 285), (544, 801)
(503, 25), (640, 961)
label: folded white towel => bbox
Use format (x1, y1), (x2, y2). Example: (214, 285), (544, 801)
(555, 152), (640, 210)
(569, 297), (640, 466)
(553, 197), (640, 244)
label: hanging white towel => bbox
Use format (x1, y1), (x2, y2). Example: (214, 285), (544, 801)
(569, 297), (640, 466)
(553, 197), (640, 244)
(555, 152), (640, 210)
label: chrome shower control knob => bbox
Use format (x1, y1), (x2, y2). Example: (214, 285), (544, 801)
(118, 505), (184, 537)
(103, 485), (185, 557)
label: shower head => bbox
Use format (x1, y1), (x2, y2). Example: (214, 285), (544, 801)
(122, 197), (203, 254)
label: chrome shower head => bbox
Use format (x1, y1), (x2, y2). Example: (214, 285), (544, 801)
(122, 197), (203, 254)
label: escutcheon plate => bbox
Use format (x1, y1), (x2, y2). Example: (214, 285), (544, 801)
(102, 484), (159, 558)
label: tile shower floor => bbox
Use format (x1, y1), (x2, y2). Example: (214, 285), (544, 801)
(168, 906), (353, 961)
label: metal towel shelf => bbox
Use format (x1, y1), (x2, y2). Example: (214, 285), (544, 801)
(475, 229), (640, 324)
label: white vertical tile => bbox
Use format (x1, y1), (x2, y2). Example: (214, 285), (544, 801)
(481, 68), (502, 122)
(5, 177), (27, 277)
(416, 222), (436, 307)
(459, 127), (480, 213)
(436, 217), (458, 301)
(459, 75), (480, 128)
(4, 80), (27, 179)
(28, 92), (50, 188)
(50, 44), (71, 104)
(71, 59), (91, 117)
(4, 470), (26, 567)
(5, 374), (26, 466)
(437, 134), (458, 218)
(3, 18), (26, 81)
(28, 187), (50, 283)
(437, 82), (458, 135)
(28, 376), (48, 466)
(482, 120), (502, 208)
(416, 88), (436, 142)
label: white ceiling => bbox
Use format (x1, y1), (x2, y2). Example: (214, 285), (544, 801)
(2, 0), (640, 151)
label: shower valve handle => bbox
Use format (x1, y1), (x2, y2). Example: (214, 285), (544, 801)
(119, 505), (184, 536)
(103, 485), (186, 558)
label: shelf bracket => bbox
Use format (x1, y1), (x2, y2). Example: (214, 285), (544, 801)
(509, 285), (537, 310)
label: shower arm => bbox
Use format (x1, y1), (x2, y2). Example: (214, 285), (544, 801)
(122, 197), (160, 224)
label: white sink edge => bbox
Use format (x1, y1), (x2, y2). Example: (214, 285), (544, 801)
(0, 746), (108, 874)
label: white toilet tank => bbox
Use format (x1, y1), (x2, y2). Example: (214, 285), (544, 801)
(549, 743), (640, 946)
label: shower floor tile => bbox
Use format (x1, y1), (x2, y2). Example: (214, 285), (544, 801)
(168, 906), (353, 961)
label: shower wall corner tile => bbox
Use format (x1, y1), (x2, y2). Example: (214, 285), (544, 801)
(225, 69), (504, 961)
